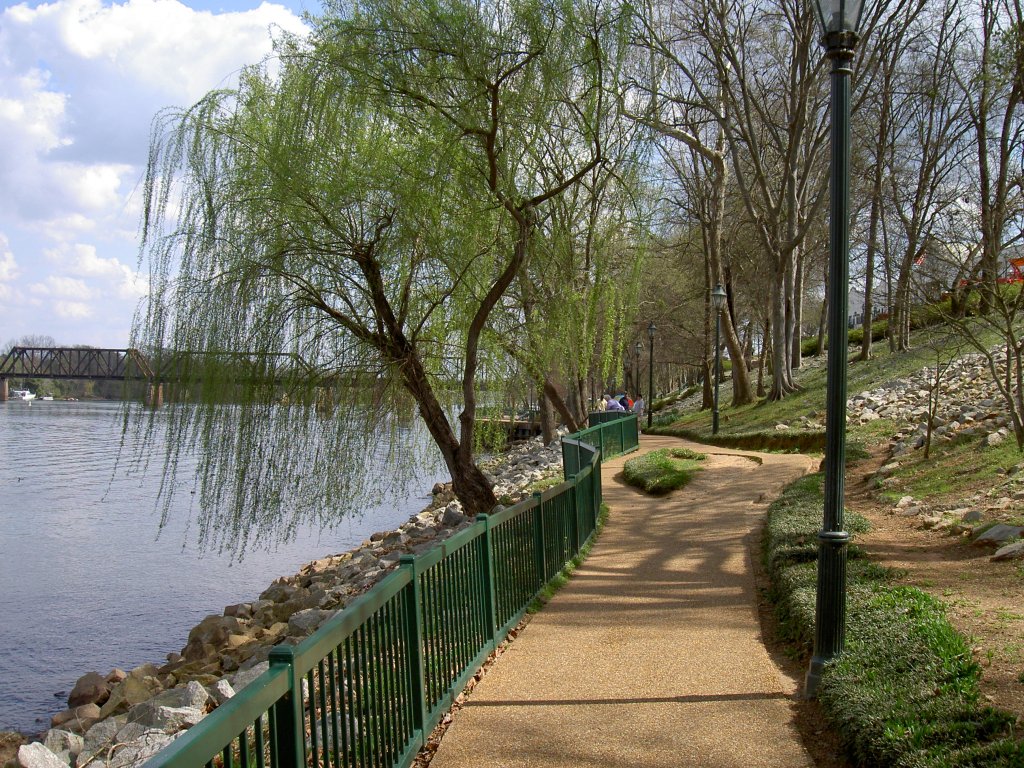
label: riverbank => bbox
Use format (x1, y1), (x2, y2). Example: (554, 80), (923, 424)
(4, 434), (565, 768)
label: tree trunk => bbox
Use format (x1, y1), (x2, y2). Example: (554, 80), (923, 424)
(543, 378), (581, 434)
(400, 350), (497, 515)
(757, 316), (770, 399)
(768, 263), (797, 400)
(790, 251), (804, 371)
(539, 388), (556, 445)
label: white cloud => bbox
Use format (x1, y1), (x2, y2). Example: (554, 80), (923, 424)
(31, 275), (94, 299)
(0, 235), (18, 281)
(54, 300), (93, 319)
(0, 0), (309, 346)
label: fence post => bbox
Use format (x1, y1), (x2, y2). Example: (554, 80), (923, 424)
(476, 514), (498, 647)
(619, 418), (624, 454)
(400, 555), (428, 744)
(570, 474), (582, 553)
(532, 492), (547, 587)
(269, 645), (304, 768)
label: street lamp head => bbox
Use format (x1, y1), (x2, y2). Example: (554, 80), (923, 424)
(647, 321), (656, 340)
(635, 341), (643, 356)
(812, 0), (865, 34)
(711, 284), (727, 313)
(812, 0), (866, 50)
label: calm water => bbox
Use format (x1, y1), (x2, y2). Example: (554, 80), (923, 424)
(0, 400), (446, 734)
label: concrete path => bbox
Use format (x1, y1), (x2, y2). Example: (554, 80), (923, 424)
(430, 435), (817, 768)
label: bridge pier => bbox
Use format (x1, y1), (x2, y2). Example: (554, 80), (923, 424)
(0, 379), (6, 402)
(145, 383), (163, 409)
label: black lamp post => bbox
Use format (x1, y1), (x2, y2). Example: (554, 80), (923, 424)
(634, 341), (643, 398)
(646, 321), (656, 429)
(711, 284), (727, 435)
(805, 0), (866, 699)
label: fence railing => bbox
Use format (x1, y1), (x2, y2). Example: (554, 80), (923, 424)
(143, 414), (638, 768)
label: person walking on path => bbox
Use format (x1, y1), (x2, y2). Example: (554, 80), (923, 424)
(604, 394), (625, 412)
(631, 393), (645, 420)
(430, 435), (816, 768)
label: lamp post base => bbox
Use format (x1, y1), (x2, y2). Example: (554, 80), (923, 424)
(804, 656), (827, 699)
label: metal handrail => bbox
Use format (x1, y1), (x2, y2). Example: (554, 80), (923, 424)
(142, 416), (638, 768)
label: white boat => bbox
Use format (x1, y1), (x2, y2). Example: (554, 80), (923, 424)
(41, 396), (54, 401)
(11, 389), (36, 401)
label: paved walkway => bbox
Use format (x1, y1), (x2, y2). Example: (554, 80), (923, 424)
(430, 435), (817, 768)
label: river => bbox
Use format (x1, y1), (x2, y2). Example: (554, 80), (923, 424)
(0, 399), (447, 735)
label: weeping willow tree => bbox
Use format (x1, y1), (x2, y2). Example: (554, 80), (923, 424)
(131, 0), (627, 553)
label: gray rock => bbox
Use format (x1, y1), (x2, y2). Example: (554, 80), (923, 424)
(288, 608), (330, 636)
(17, 743), (67, 768)
(209, 679), (235, 705)
(230, 661), (269, 692)
(259, 581), (298, 603)
(42, 729), (83, 761)
(100, 676), (163, 718)
(985, 432), (1006, 447)
(899, 505), (924, 517)
(972, 524), (1024, 547)
(126, 703), (205, 733)
(380, 551), (403, 566)
(962, 510), (984, 523)
(143, 681), (210, 712)
(79, 716), (126, 765)
(441, 506), (468, 527)
(107, 731), (180, 768)
(991, 541), (1024, 561)
(223, 603), (252, 620)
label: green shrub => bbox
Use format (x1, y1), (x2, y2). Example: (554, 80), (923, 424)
(764, 473), (1024, 767)
(622, 447), (705, 495)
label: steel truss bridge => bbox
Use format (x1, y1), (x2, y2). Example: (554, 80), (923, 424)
(0, 347), (312, 405)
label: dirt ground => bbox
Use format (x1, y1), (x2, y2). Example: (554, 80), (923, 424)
(845, 449), (1024, 726)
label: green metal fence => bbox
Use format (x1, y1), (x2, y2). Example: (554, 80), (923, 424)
(143, 415), (638, 768)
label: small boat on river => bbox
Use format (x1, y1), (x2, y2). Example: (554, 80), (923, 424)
(11, 389), (36, 401)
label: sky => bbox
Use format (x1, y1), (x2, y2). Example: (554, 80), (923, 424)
(0, 0), (320, 349)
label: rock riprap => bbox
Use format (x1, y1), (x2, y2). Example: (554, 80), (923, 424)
(11, 434), (566, 768)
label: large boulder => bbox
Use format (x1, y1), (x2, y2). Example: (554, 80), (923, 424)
(187, 616), (241, 648)
(99, 676), (163, 718)
(972, 524), (1024, 548)
(258, 582), (298, 604)
(50, 703), (101, 732)
(288, 609), (330, 636)
(208, 679), (235, 705)
(16, 743), (65, 768)
(230, 662), (269, 693)
(106, 730), (181, 768)
(125, 703), (205, 733)
(991, 541), (1024, 561)
(79, 716), (125, 765)
(42, 729), (83, 764)
(68, 671), (110, 708)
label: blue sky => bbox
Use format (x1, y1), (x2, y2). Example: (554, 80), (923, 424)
(0, 0), (320, 349)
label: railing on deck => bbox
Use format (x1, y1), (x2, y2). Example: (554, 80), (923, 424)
(144, 414), (639, 768)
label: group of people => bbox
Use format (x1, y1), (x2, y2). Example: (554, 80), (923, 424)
(600, 392), (645, 417)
